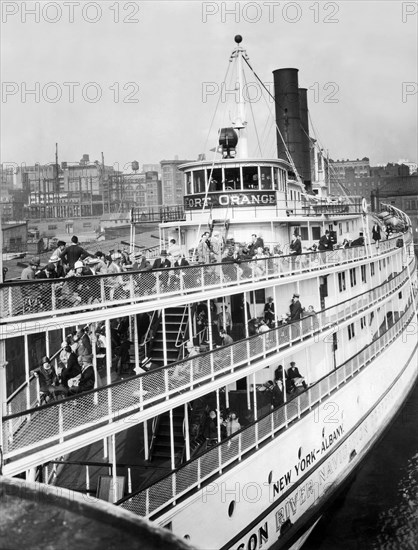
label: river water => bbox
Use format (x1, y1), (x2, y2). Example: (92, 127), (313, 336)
(307, 380), (418, 550)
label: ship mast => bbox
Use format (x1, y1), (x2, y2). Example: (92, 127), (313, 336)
(230, 35), (248, 159)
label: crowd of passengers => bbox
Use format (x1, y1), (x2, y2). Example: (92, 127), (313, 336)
(30, 318), (135, 403)
(19, 225), (379, 285)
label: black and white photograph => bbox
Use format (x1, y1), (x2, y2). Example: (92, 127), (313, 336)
(1, 1), (417, 549)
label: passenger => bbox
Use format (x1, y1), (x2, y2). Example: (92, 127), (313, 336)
(257, 320), (269, 333)
(132, 251), (152, 271)
(224, 412), (241, 437)
(168, 238), (181, 259)
(59, 342), (82, 388)
(289, 293), (303, 322)
(252, 246), (267, 277)
(50, 240), (66, 263)
(94, 251), (108, 274)
(221, 247), (239, 282)
(264, 297), (275, 327)
(152, 250), (171, 291)
(21, 257), (40, 280)
(68, 357), (95, 395)
(289, 233), (302, 255)
(318, 230), (331, 251)
(287, 361), (307, 391)
(270, 378), (285, 409)
(210, 231), (224, 263)
(351, 232), (365, 247)
(31, 356), (60, 402)
(197, 233), (211, 263)
(203, 410), (218, 442)
(219, 328), (233, 346)
(61, 235), (89, 271)
(248, 234), (264, 256)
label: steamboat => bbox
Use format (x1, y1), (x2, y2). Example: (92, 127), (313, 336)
(1, 37), (417, 549)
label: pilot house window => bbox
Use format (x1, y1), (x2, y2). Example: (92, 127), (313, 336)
(260, 167), (273, 189)
(242, 166), (258, 189)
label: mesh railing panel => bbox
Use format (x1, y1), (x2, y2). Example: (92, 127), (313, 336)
(1, 234), (411, 321)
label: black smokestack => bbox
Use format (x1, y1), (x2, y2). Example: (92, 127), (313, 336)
(298, 88), (312, 192)
(273, 69), (311, 192)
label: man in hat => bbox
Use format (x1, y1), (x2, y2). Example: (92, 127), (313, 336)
(152, 250), (171, 292)
(31, 356), (61, 402)
(287, 361), (307, 391)
(152, 250), (171, 270)
(132, 251), (151, 272)
(289, 293), (303, 322)
(264, 296), (275, 327)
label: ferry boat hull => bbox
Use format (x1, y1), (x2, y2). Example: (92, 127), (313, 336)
(153, 316), (418, 550)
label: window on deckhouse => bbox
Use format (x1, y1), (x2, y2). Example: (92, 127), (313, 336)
(338, 272), (346, 292)
(350, 268), (357, 287)
(361, 264), (367, 283)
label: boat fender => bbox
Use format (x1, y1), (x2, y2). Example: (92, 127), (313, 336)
(362, 198), (368, 213)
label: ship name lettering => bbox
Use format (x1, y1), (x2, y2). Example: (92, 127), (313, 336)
(275, 480), (315, 531)
(273, 469), (292, 496)
(321, 424), (344, 453)
(235, 522), (268, 550)
(294, 450), (317, 476)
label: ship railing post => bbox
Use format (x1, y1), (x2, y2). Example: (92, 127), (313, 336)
(86, 465), (90, 496)
(210, 352), (215, 381)
(129, 272), (135, 301)
(172, 474), (177, 505)
(51, 282), (56, 312)
(146, 489), (150, 517)
(100, 278), (105, 305)
(284, 402), (288, 428)
(197, 458), (201, 488)
(180, 269), (184, 294)
(58, 403), (64, 443)
(218, 445), (222, 474)
(139, 376), (144, 411)
(8, 286), (13, 316)
(327, 375), (331, 395)
(201, 266), (205, 292)
(128, 467), (132, 494)
(44, 464), (49, 484)
(238, 432), (242, 460)
(164, 369), (169, 399)
(270, 410), (274, 438)
(297, 396), (301, 419)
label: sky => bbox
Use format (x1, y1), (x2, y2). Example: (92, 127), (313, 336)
(1, 0), (417, 171)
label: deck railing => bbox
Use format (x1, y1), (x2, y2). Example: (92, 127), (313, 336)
(0, 234), (411, 323)
(2, 258), (415, 468)
(118, 296), (417, 518)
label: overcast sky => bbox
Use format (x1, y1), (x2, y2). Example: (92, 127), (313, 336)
(1, 1), (417, 170)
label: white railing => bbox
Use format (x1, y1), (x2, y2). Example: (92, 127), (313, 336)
(118, 297), (417, 519)
(2, 260), (415, 466)
(0, 234), (411, 323)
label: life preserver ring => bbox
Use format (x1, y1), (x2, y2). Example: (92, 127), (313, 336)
(362, 198), (368, 213)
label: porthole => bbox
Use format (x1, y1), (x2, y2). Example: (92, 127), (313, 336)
(268, 471), (273, 484)
(298, 447), (302, 460)
(184, 535), (190, 540)
(228, 500), (236, 517)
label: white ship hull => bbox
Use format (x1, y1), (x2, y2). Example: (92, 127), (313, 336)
(156, 318), (418, 549)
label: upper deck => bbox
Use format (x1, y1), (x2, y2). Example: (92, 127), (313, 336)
(0, 232), (411, 330)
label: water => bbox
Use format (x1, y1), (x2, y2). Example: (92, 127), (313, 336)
(307, 380), (418, 550)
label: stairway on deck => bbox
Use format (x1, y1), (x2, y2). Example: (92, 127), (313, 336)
(150, 306), (188, 368)
(149, 406), (186, 465)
